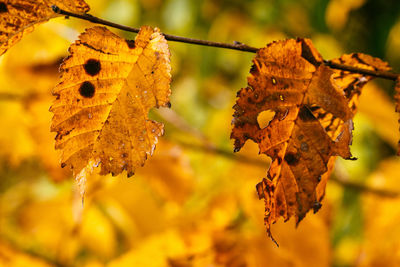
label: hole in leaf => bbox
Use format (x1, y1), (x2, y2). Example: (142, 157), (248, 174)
(257, 110), (275, 129)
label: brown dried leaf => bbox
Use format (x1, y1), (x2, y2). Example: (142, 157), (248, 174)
(231, 38), (357, 242)
(50, 26), (171, 178)
(0, 0), (89, 55)
(232, 38), (391, 242)
(314, 53), (391, 200)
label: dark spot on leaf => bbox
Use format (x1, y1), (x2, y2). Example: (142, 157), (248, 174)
(165, 102), (171, 108)
(313, 201), (322, 213)
(300, 142), (309, 152)
(79, 81), (95, 98)
(0, 3), (8, 13)
(250, 64), (258, 74)
(126, 39), (135, 49)
(298, 106), (315, 122)
(284, 153), (299, 166)
(279, 210), (285, 216)
(247, 97), (254, 104)
(61, 162), (66, 168)
(84, 59), (101, 76)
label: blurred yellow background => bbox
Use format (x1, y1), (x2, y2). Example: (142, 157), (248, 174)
(0, 0), (400, 266)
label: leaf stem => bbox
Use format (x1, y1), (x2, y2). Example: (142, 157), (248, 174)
(52, 6), (399, 80)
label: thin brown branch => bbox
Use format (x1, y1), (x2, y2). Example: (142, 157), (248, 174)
(51, 5), (258, 53)
(52, 6), (399, 81)
(324, 60), (398, 81)
(175, 140), (267, 167)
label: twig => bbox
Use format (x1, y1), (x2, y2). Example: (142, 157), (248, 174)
(324, 60), (398, 81)
(51, 5), (258, 53)
(330, 176), (400, 197)
(52, 6), (399, 81)
(175, 139), (400, 198)
(175, 140), (267, 167)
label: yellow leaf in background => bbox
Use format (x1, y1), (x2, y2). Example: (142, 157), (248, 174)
(108, 230), (186, 267)
(0, 101), (35, 166)
(359, 82), (399, 149)
(137, 141), (194, 204)
(0, 241), (52, 267)
(359, 158), (400, 266)
(0, 56), (69, 180)
(80, 205), (117, 260)
(26, 97), (70, 181)
(0, 0), (89, 55)
(11, 199), (79, 263)
(50, 26), (172, 178)
(325, 0), (366, 31)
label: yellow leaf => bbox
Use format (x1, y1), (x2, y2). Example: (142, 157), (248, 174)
(359, 158), (400, 266)
(0, 241), (52, 267)
(108, 230), (186, 267)
(79, 205), (117, 259)
(50, 26), (172, 178)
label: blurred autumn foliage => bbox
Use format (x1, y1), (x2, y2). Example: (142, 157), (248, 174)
(1, 0), (400, 266)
